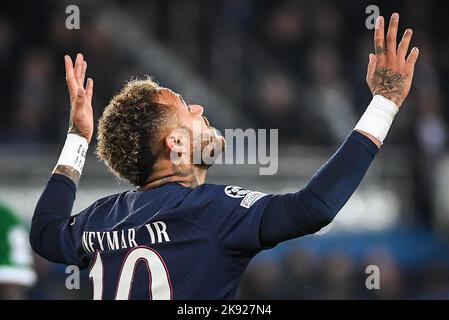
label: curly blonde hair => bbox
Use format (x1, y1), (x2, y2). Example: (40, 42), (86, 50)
(96, 78), (171, 186)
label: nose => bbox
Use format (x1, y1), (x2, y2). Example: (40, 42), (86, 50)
(189, 105), (204, 116)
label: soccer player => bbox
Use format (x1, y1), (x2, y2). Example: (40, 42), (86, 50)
(30, 14), (418, 299)
(0, 202), (36, 299)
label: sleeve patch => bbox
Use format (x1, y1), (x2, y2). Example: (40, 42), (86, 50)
(240, 191), (267, 208)
(224, 185), (250, 198)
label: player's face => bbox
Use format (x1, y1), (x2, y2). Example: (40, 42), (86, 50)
(158, 88), (225, 166)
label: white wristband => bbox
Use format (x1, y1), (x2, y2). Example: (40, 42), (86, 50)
(56, 134), (89, 174)
(354, 95), (399, 144)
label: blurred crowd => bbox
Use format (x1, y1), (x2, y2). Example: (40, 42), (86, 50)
(239, 243), (449, 299)
(1, 0), (448, 144)
(1, 0), (449, 299)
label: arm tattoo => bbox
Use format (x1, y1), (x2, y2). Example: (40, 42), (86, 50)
(372, 67), (407, 100)
(53, 165), (81, 186)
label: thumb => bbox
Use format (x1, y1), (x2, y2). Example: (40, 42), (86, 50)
(366, 53), (376, 83)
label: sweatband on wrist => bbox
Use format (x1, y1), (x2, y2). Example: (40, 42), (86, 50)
(56, 133), (89, 174)
(354, 95), (399, 144)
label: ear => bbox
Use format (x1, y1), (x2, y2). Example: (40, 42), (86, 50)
(165, 128), (190, 154)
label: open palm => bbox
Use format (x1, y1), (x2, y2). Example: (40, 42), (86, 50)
(366, 13), (419, 108)
(65, 53), (94, 143)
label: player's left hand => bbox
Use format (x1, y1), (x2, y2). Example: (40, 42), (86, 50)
(65, 53), (94, 143)
(366, 13), (419, 108)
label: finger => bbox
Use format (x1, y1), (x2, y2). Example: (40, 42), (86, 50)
(406, 47), (420, 67)
(64, 55), (78, 99)
(80, 61), (87, 87)
(74, 53), (84, 87)
(386, 13), (399, 56)
(366, 53), (376, 83)
(397, 29), (413, 60)
(374, 16), (386, 57)
(74, 86), (85, 110)
(86, 78), (94, 104)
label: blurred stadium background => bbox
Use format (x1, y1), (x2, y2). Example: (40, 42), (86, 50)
(1, 0), (449, 299)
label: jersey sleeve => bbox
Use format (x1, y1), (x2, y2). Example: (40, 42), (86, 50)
(30, 174), (92, 268)
(207, 185), (276, 255)
(54, 210), (91, 268)
(259, 130), (378, 246)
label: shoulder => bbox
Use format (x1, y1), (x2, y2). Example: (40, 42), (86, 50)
(74, 192), (124, 222)
(88, 192), (123, 211)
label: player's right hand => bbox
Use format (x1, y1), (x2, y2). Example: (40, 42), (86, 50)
(65, 53), (94, 143)
(366, 13), (419, 108)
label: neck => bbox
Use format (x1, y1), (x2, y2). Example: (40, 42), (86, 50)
(141, 159), (207, 190)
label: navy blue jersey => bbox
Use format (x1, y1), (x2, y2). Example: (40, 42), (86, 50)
(31, 131), (379, 300)
(64, 183), (273, 299)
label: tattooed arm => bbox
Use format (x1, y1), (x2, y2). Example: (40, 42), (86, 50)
(359, 13), (419, 147)
(53, 54), (94, 186)
(258, 14), (420, 246)
(30, 54), (94, 263)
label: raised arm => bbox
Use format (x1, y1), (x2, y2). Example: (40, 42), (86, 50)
(259, 13), (419, 246)
(30, 54), (94, 264)
(53, 54), (94, 184)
